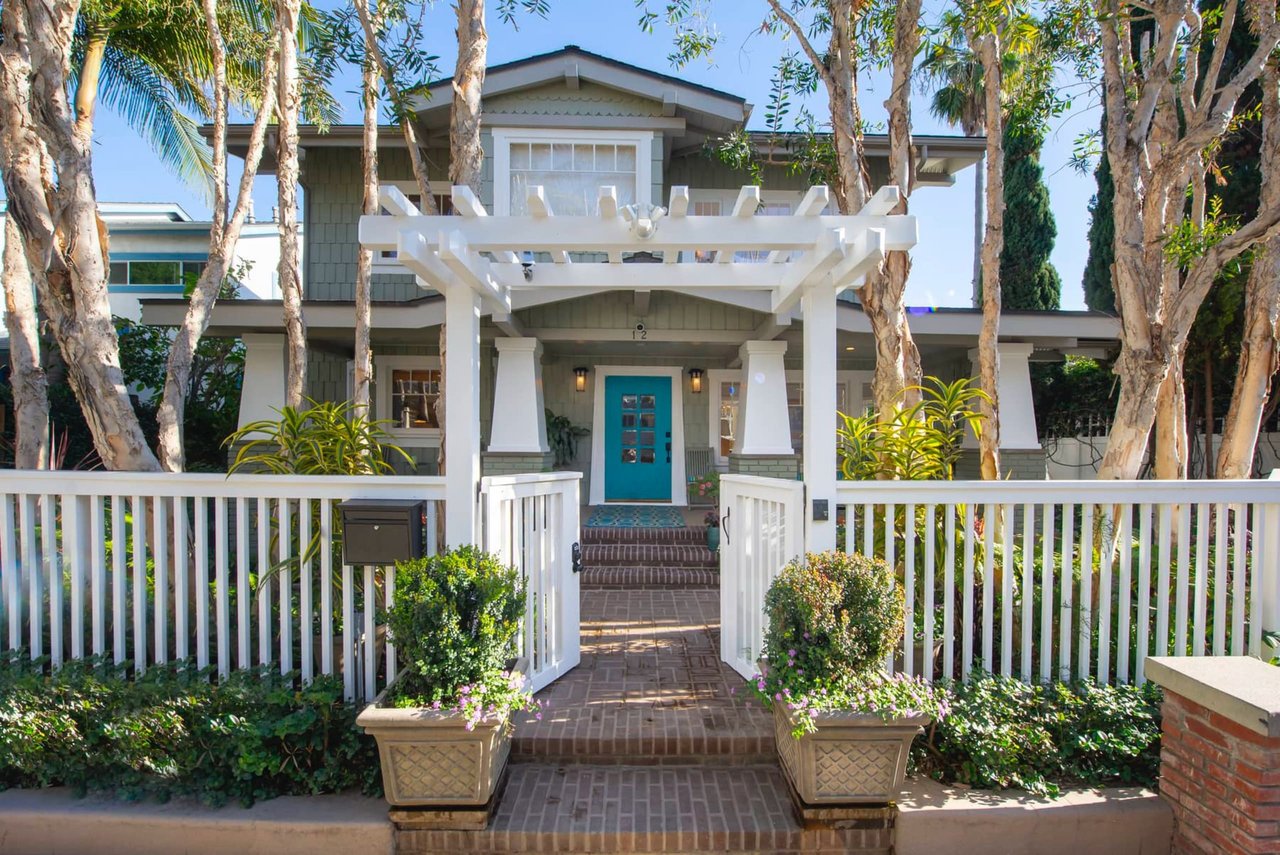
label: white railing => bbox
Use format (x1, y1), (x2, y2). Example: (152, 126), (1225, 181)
(0, 470), (446, 702)
(836, 478), (1280, 685)
(480, 472), (582, 693)
(719, 474), (805, 680)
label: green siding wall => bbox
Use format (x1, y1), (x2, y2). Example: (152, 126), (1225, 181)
(664, 151), (892, 196)
(303, 147), (449, 302)
(518, 290), (760, 332)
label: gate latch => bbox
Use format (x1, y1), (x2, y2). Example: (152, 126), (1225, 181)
(571, 541), (583, 574)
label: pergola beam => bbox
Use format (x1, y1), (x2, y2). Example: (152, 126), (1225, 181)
(360, 214), (917, 254)
(452, 184), (520, 265)
(439, 230), (511, 312)
(830, 228), (886, 291)
(771, 228), (846, 315)
(858, 185), (901, 217)
(527, 186), (571, 263)
(714, 186), (761, 263)
(379, 185), (420, 217)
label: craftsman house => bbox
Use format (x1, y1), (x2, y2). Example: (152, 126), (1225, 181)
(142, 45), (1120, 501)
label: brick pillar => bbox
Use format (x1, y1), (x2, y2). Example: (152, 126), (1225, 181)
(1147, 656), (1280, 855)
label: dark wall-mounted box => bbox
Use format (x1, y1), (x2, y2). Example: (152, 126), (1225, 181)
(338, 499), (426, 566)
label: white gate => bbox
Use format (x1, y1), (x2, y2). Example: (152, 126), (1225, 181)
(480, 472), (582, 692)
(719, 474), (805, 680)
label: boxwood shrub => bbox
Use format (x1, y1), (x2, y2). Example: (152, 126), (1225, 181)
(0, 653), (380, 806)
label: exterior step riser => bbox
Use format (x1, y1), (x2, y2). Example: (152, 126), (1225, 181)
(581, 526), (707, 545)
(580, 566), (718, 590)
(582, 544), (718, 569)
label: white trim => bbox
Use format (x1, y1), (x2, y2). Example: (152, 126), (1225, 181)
(588, 365), (687, 506)
(492, 128), (654, 217)
(375, 353), (443, 443)
(706, 367), (872, 467)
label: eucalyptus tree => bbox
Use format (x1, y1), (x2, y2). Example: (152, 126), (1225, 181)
(154, 0), (281, 470)
(0, 0), (163, 471)
(1217, 54), (1280, 479)
(1083, 0), (1280, 480)
(644, 0), (942, 419)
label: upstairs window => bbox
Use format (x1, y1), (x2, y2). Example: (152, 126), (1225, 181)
(493, 129), (653, 216)
(108, 260), (206, 291)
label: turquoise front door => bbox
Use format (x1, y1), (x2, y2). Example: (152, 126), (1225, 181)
(604, 376), (672, 502)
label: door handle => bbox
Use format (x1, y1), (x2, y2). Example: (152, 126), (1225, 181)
(571, 542), (582, 574)
(722, 508), (731, 544)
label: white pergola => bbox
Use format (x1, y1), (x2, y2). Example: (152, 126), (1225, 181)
(358, 182), (917, 550)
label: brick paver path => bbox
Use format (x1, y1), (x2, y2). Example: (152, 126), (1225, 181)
(512, 589), (772, 764)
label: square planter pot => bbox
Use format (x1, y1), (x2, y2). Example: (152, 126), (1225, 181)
(774, 703), (929, 804)
(357, 657), (527, 807)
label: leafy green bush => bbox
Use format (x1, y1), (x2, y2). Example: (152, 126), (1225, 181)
(0, 654), (380, 806)
(226, 398), (411, 475)
(912, 672), (1163, 796)
(763, 551), (903, 682)
(756, 552), (950, 737)
(386, 547), (537, 728)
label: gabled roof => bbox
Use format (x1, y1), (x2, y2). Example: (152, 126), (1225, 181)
(410, 44), (750, 135)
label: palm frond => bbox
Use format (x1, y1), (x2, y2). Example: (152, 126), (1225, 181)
(96, 47), (216, 194)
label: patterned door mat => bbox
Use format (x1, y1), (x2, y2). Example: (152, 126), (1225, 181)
(584, 505), (686, 528)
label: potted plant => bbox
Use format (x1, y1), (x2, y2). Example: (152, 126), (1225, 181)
(753, 551), (949, 805)
(688, 472), (720, 507)
(357, 546), (539, 807)
(704, 510), (720, 553)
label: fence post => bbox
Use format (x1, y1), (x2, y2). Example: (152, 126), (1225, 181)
(1263, 472), (1280, 653)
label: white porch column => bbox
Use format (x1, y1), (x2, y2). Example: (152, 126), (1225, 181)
(802, 287), (838, 552)
(967, 342), (1041, 449)
(237, 334), (287, 429)
(444, 285), (482, 548)
(488, 337), (549, 453)
(737, 340), (794, 455)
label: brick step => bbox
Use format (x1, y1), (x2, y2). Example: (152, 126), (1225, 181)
(580, 565), (718, 590)
(581, 542), (718, 569)
(395, 763), (893, 854)
(581, 525), (707, 545)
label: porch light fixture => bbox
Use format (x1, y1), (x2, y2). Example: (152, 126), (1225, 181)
(574, 366), (589, 392)
(688, 368), (704, 394)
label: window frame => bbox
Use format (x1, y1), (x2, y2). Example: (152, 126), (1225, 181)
(492, 127), (654, 217)
(375, 354), (444, 442)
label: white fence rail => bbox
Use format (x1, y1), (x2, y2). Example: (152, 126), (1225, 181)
(836, 478), (1280, 685)
(719, 474), (805, 680)
(0, 471), (446, 702)
(480, 472), (582, 693)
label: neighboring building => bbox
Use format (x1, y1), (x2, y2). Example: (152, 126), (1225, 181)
(141, 45), (1121, 490)
(0, 200), (294, 337)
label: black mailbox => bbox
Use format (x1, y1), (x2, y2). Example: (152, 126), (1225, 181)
(339, 499), (426, 566)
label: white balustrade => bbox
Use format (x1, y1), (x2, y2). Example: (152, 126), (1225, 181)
(0, 470), (446, 702)
(835, 479), (1280, 685)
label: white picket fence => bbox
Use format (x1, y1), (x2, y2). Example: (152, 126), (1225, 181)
(720, 474), (1280, 685)
(718, 475), (805, 680)
(479, 472), (582, 693)
(0, 469), (582, 703)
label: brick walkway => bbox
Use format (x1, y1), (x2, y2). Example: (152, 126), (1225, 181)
(512, 590), (772, 764)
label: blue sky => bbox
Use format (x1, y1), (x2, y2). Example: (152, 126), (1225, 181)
(83, 0), (1103, 309)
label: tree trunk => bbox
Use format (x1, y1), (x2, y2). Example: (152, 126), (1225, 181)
(0, 0), (160, 472)
(1218, 58), (1280, 479)
(2, 215), (49, 469)
(1153, 359), (1188, 478)
(973, 34), (1004, 481)
(354, 2), (438, 213)
(276, 0), (307, 408)
(155, 14), (280, 471)
(972, 153), (984, 307)
(353, 43), (378, 412)
(858, 0), (922, 418)
(450, 0), (486, 191)
(73, 32), (108, 138)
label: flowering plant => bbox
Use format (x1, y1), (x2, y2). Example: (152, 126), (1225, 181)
(704, 510), (720, 527)
(751, 551), (949, 737)
(385, 546), (539, 728)
(688, 472), (720, 504)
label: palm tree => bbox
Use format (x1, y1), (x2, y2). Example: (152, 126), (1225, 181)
(920, 40), (987, 305)
(71, 0), (340, 193)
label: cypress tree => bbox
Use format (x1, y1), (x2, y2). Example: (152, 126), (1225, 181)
(1082, 135), (1117, 313)
(999, 125), (1062, 310)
